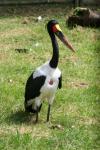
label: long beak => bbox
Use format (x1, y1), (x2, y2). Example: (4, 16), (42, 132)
(55, 31), (75, 52)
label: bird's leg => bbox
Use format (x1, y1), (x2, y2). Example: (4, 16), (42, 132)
(34, 98), (41, 123)
(35, 106), (39, 123)
(47, 104), (51, 122)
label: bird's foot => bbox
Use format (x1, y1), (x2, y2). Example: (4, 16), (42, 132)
(47, 122), (64, 130)
(46, 121), (52, 128)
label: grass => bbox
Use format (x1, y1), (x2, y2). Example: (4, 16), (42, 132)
(0, 4), (100, 150)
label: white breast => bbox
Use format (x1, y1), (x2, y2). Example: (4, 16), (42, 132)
(41, 66), (61, 100)
(33, 61), (61, 100)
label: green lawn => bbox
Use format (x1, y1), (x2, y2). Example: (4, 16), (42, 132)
(0, 4), (100, 150)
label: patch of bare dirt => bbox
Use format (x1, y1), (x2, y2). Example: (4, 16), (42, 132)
(70, 81), (89, 89)
(0, 27), (32, 39)
(79, 117), (99, 126)
(0, 124), (51, 138)
(0, 4), (69, 17)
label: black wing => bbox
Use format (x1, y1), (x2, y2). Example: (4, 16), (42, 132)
(58, 74), (62, 89)
(25, 73), (46, 102)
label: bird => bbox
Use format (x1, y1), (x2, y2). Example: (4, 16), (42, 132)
(24, 19), (75, 123)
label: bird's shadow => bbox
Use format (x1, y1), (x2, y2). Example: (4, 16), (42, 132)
(6, 110), (65, 130)
(6, 110), (36, 125)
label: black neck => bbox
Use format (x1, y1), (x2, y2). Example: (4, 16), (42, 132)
(49, 32), (59, 68)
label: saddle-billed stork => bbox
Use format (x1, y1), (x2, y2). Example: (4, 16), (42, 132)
(24, 20), (75, 123)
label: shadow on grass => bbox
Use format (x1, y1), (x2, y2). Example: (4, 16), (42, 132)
(6, 110), (36, 125)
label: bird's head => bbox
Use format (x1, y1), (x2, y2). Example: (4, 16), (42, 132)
(47, 19), (75, 52)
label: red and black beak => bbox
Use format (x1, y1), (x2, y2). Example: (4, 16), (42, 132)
(53, 24), (75, 52)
